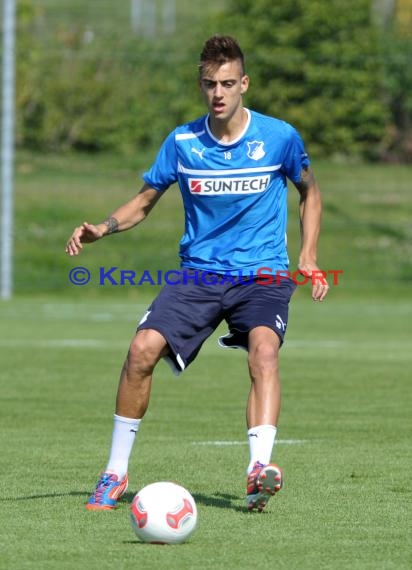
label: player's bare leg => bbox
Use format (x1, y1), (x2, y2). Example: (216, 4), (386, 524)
(245, 326), (283, 511)
(116, 329), (169, 419)
(86, 329), (169, 510)
(247, 326), (281, 428)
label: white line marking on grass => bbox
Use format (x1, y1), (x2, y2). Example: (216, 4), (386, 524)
(193, 440), (306, 446)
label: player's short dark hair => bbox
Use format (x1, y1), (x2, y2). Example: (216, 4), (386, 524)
(199, 35), (245, 76)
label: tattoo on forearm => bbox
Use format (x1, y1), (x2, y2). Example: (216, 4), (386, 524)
(103, 216), (119, 235)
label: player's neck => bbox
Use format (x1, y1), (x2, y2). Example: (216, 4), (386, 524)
(208, 107), (248, 143)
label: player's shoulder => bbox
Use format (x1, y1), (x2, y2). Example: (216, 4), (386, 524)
(249, 109), (298, 137)
(173, 115), (207, 141)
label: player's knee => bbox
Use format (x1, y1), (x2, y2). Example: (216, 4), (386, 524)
(128, 331), (164, 373)
(248, 342), (279, 375)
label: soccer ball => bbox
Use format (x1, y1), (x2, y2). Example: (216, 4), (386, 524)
(130, 482), (198, 544)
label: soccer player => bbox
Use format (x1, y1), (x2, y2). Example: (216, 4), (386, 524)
(66, 35), (329, 512)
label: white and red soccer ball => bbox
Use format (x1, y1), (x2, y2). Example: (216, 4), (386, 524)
(130, 482), (197, 544)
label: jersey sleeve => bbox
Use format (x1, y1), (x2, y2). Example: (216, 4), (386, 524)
(281, 124), (311, 183)
(142, 131), (178, 192)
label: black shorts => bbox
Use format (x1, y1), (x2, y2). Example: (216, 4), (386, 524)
(137, 269), (296, 374)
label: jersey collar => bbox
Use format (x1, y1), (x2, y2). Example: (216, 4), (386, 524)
(205, 108), (251, 146)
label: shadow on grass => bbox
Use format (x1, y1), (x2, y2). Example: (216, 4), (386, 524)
(123, 490), (248, 513)
(193, 492), (248, 513)
(2, 490), (249, 513)
(0, 491), (89, 501)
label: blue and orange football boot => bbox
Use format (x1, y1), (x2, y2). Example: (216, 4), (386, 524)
(86, 472), (128, 510)
(246, 461), (283, 512)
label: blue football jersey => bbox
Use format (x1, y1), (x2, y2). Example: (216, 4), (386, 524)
(143, 109), (310, 274)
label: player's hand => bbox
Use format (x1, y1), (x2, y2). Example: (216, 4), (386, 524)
(65, 222), (104, 256)
(297, 261), (329, 302)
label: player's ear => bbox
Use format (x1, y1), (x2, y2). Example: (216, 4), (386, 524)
(240, 75), (249, 95)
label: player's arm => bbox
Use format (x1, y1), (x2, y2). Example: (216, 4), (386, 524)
(293, 166), (329, 301)
(65, 183), (162, 256)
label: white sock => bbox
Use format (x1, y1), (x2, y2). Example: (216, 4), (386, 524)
(246, 424), (277, 474)
(105, 414), (141, 478)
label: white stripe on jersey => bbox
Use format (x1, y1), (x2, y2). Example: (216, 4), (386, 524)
(177, 161), (282, 176)
(175, 131), (205, 140)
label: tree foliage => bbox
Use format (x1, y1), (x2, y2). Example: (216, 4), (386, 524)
(16, 0), (203, 156)
(379, 33), (412, 162)
(15, 0), (412, 161)
(215, 0), (389, 159)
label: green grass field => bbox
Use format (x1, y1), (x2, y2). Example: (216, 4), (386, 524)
(0, 295), (410, 569)
(0, 152), (411, 568)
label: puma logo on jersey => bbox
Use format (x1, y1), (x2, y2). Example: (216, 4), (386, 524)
(191, 147), (205, 160)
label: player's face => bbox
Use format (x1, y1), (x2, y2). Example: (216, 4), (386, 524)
(199, 59), (249, 123)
